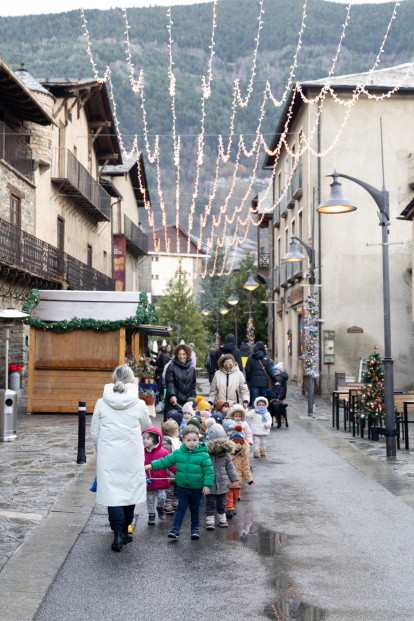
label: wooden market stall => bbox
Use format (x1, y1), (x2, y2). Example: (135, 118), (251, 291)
(25, 290), (170, 414)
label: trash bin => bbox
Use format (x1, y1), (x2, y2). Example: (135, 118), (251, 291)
(0, 389), (17, 441)
(371, 427), (380, 442)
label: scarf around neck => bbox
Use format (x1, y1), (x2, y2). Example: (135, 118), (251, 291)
(254, 407), (268, 422)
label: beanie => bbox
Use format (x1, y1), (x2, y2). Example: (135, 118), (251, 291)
(222, 419), (236, 433)
(253, 341), (266, 353)
(214, 399), (226, 412)
(166, 410), (183, 426)
(225, 334), (235, 343)
(186, 415), (202, 431)
(182, 402), (195, 415)
(274, 362), (284, 371)
(196, 399), (211, 412)
(199, 410), (211, 419)
(205, 418), (216, 429)
(207, 423), (227, 441)
(211, 411), (223, 425)
(195, 396), (204, 405)
(230, 424), (245, 444)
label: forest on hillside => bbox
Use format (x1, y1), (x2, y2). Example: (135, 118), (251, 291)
(1, 0), (413, 229)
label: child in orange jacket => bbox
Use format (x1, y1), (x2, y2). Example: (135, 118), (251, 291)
(226, 425), (254, 518)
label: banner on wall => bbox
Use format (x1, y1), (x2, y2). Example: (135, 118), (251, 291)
(113, 236), (126, 292)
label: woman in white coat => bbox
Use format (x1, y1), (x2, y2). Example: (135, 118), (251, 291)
(91, 365), (151, 552)
(208, 354), (250, 407)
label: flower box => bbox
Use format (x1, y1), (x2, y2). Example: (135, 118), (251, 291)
(140, 396), (155, 406)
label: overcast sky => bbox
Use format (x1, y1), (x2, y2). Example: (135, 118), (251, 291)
(0, 0), (399, 18)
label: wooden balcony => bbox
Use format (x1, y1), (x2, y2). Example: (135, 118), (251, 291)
(0, 216), (115, 291)
(0, 120), (33, 181)
(52, 148), (111, 222)
(124, 214), (148, 256)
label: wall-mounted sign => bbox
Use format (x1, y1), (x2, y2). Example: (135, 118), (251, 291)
(347, 326), (363, 334)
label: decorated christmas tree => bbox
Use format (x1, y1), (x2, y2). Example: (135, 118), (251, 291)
(303, 293), (320, 378)
(355, 346), (384, 422)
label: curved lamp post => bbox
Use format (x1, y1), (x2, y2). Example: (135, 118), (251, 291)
(227, 291), (239, 346)
(318, 169), (395, 459)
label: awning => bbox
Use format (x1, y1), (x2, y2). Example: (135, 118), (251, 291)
(136, 324), (171, 336)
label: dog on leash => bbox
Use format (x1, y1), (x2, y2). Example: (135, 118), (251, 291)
(268, 399), (288, 428)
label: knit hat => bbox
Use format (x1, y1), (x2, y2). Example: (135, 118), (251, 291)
(166, 410), (183, 426)
(230, 424), (245, 444)
(207, 422), (227, 441)
(254, 396), (269, 409)
(182, 402), (195, 416)
(186, 415), (202, 431)
(196, 399), (211, 412)
(211, 411), (223, 424)
(253, 341), (266, 353)
(222, 419), (236, 433)
(195, 396), (204, 405)
(199, 410), (211, 419)
(224, 334), (235, 343)
(274, 362), (284, 371)
(214, 399), (226, 412)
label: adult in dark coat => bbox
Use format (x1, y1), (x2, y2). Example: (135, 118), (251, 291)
(239, 338), (252, 371)
(213, 335), (243, 373)
(164, 344), (197, 421)
(204, 347), (217, 383)
(245, 341), (277, 405)
(155, 346), (171, 401)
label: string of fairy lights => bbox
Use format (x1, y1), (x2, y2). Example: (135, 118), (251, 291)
(79, 0), (412, 280)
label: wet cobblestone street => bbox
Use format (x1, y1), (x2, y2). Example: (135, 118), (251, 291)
(0, 398), (94, 570)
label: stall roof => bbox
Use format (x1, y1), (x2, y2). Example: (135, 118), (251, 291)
(135, 325), (171, 336)
(31, 290), (154, 323)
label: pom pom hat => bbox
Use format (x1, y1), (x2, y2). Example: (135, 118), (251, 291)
(196, 399), (211, 412)
(230, 425), (245, 444)
(182, 402), (195, 416)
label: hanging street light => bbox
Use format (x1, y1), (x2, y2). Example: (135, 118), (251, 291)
(317, 170), (357, 214)
(201, 308), (210, 316)
(243, 269), (260, 292)
(219, 303), (229, 315)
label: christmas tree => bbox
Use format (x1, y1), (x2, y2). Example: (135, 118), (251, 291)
(247, 316), (255, 346)
(355, 346), (384, 422)
(303, 293), (320, 378)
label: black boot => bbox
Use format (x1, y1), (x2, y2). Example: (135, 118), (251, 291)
(111, 527), (123, 552)
(148, 513), (156, 525)
(123, 526), (133, 544)
(157, 506), (166, 520)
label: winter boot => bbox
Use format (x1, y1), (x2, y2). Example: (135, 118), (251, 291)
(157, 506), (166, 521)
(260, 449), (266, 457)
(123, 526), (133, 544)
(171, 497), (179, 510)
(253, 450), (259, 458)
(111, 527), (123, 552)
(217, 513), (228, 528)
(148, 513), (156, 525)
(226, 509), (234, 519)
(206, 515), (215, 530)
(191, 528), (200, 540)
(164, 499), (175, 514)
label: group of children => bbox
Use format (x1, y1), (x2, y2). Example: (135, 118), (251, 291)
(142, 394), (272, 540)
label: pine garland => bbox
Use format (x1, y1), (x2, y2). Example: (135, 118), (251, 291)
(303, 293), (320, 378)
(22, 289), (158, 333)
(355, 346), (384, 422)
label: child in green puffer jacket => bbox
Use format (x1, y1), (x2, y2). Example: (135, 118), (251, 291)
(145, 424), (214, 540)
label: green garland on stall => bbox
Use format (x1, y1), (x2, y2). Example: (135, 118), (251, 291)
(22, 289), (158, 333)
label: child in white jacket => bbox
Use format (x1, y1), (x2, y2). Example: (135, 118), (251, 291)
(246, 396), (272, 458)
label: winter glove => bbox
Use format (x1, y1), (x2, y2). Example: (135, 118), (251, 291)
(248, 480), (255, 485)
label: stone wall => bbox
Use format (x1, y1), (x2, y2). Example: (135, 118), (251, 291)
(21, 91), (54, 168)
(0, 161), (35, 234)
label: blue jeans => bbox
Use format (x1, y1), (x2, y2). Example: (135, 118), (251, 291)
(172, 487), (203, 533)
(250, 386), (268, 406)
(107, 505), (135, 530)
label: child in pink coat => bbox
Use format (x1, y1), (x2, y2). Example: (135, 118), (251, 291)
(142, 426), (176, 525)
(228, 404), (253, 446)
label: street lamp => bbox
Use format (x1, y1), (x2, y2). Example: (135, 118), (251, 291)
(243, 270), (260, 292)
(219, 303), (229, 315)
(227, 291), (239, 347)
(283, 235), (317, 415)
(201, 308), (210, 316)
(317, 169), (396, 459)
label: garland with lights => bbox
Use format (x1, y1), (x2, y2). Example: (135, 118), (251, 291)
(22, 289), (158, 333)
(303, 293), (320, 378)
(247, 316), (255, 346)
(355, 346), (384, 423)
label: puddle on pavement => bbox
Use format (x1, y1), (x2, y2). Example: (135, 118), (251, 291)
(233, 508), (326, 620)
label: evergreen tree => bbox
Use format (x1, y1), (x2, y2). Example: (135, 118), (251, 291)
(157, 263), (208, 361)
(355, 346), (384, 423)
(303, 293), (320, 378)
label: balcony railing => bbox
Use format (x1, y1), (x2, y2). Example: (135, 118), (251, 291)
(124, 214), (148, 255)
(52, 148), (111, 222)
(287, 183), (295, 208)
(0, 216), (115, 291)
(0, 121), (33, 181)
(292, 163), (303, 199)
(258, 252), (270, 271)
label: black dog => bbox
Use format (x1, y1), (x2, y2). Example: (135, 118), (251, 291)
(268, 399), (288, 428)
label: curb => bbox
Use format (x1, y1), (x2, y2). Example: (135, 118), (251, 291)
(0, 457), (96, 621)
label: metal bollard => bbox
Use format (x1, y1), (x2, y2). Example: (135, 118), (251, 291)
(77, 399), (87, 464)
